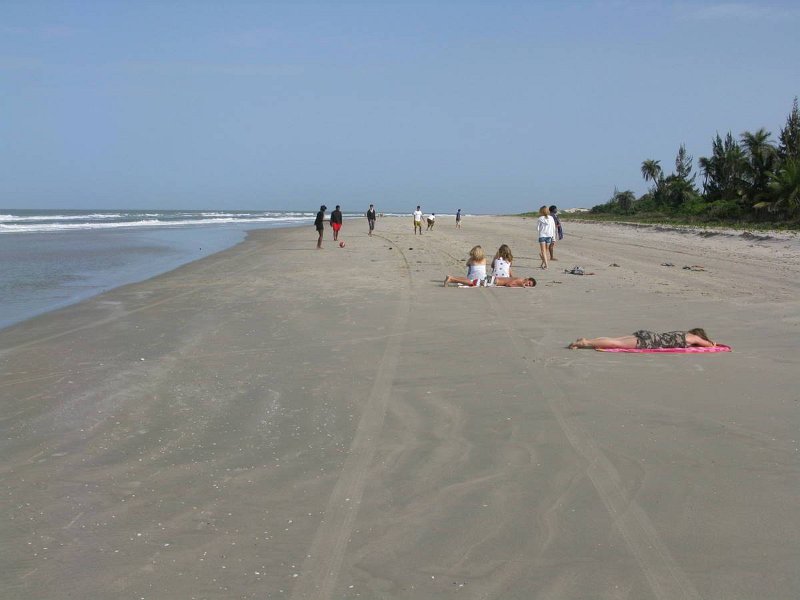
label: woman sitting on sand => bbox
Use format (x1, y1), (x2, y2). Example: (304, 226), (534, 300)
(569, 329), (715, 349)
(491, 244), (514, 278)
(443, 245), (486, 286)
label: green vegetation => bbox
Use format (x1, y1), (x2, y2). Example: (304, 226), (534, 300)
(583, 98), (800, 229)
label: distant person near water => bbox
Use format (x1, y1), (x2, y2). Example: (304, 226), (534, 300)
(455, 209), (462, 228)
(315, 205), (327, 249)
(536, 206), (556, 269)
(548, 205), (563, 261)
(426, 213), (436, 230)
(366, 204), (376, 236)
(413, 206), (423, 235)
(330, 205), (343, 241)
(569, 329), (716, 349)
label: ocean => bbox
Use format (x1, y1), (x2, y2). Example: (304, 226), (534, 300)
(0, 209), (317, 330)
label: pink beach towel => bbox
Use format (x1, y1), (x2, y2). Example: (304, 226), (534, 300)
(596, 344), (731, 353)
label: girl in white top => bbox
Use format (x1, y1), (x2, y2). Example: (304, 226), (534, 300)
(536, 206), (556, 269)
(491, 244), (514, 279)
(444, 245), (487, 286)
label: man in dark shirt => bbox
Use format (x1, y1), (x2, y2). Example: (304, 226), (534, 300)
(366, 204), (376, 236)
(548, 205), (563, 261)
(315, 205), (327, 249)
(330, 205), (343, 241)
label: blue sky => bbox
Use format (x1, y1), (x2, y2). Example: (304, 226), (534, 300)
(2, 1), (799, 213)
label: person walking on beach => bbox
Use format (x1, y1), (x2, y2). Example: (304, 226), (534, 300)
(569, 329), (715, 349)
(413, 206), (423, 235)
(548, 205), (563, 261)
(330, 205), (343, 242)
(536, 206), (556, 269)
(366, 204), (376, 236)
(315, 205), (327, 249)
(426, 213), (436, 230)
(455, 208), (462, 228)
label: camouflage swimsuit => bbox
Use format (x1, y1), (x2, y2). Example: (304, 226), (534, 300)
(633, 330), (688, 349)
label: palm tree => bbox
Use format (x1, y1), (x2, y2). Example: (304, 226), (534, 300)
(757, 158), (800, 217)
(641, 159), (662, 190)
(614, 190), (636, 214)
(742, 128), (776, 162)
(741, 128), (777, 207)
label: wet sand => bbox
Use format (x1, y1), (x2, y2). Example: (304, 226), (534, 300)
(2, 216), (799, 599)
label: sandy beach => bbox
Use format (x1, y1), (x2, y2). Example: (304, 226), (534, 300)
(2, 216), (798, 600)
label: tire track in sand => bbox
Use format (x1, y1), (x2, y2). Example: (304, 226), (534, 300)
(479, 290), (703, 600)
(289, 240), (411, 600)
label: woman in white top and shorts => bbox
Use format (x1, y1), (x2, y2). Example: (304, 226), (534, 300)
(536, 206), (556, 269)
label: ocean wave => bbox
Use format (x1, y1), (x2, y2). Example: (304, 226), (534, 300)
(0, 213), (122, 222)
(0, 214), (314, 233)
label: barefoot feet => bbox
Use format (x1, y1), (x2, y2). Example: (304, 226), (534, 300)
(568, 338), (589, 349)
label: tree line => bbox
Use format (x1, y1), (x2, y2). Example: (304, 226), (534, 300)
(592, 98), (800, 225)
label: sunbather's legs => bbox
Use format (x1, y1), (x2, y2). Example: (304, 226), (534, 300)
(569, 335), (638, 349)
(444, 275), (477, 287)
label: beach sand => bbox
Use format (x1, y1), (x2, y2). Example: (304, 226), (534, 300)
(2, 216), (798, 599)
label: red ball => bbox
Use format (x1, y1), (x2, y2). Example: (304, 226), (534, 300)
(339, 241), (345, 248)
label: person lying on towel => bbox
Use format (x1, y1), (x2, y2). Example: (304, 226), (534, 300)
(569, 329), (715, 350)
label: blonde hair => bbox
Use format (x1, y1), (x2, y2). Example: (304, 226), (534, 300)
(468, 245), (485, 264)
(538, 205), (550, 217)
(495, 244), (513, 263)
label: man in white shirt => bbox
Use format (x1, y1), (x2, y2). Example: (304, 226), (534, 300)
(426, 213), (436, 230)
(413, 206), (423, 235)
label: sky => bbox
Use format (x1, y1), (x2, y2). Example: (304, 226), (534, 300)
(1, 1), (799, 213)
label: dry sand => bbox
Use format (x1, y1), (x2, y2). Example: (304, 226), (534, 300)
(1, 216), (798, 599)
